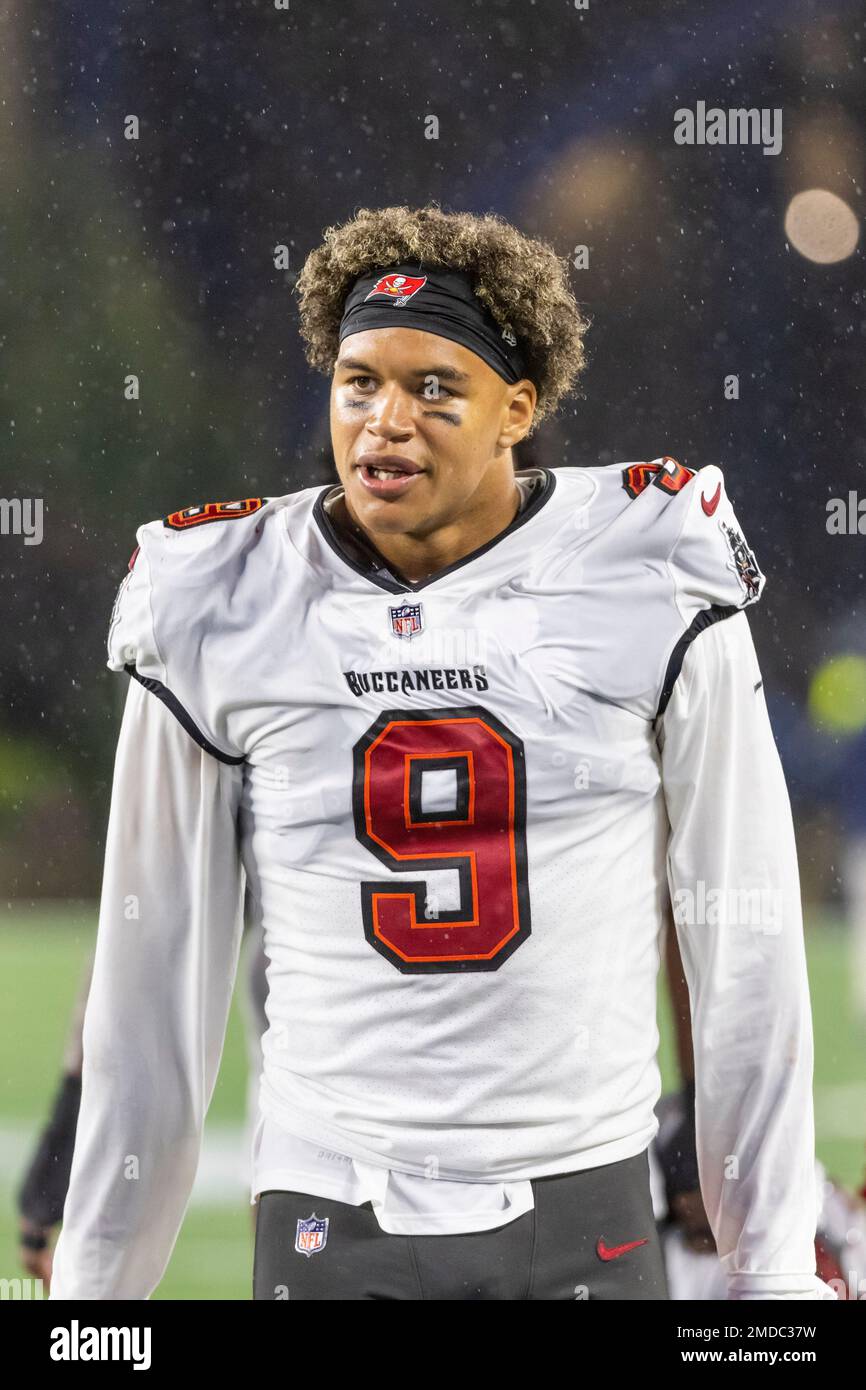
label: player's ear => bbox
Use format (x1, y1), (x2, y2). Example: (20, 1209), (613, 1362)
(497, 379), (536, 449)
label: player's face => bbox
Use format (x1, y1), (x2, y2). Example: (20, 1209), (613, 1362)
(330, 327), (535, 539)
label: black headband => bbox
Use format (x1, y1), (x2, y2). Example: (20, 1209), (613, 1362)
(338, 263), (528, 384)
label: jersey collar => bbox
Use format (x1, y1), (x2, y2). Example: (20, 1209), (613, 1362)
(311, 467), (557, 595)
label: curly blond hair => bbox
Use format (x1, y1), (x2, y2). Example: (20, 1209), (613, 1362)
(295, 203), (589, 430)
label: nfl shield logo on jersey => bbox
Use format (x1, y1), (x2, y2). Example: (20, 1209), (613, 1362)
(295, 1213), (329, 1258)
(389, 602), (423, 639)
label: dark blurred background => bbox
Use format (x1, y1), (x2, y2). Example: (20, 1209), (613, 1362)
(2, 0), (865, 914)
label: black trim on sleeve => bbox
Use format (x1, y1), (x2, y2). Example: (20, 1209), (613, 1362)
(124, 664), (245, 765)
(656, 604), (740, 720)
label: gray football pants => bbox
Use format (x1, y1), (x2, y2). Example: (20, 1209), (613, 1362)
(253, 1148), (669, 1300)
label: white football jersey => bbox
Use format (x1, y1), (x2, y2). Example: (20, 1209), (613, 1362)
(51, 460), (834, 1300)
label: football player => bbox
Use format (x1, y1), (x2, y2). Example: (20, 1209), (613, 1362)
(50, 204), (835, 1300)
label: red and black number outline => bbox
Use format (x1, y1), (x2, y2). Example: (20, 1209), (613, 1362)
(622, 457), (694, 500)
(164, 498), (264, 530)
(352, 705), (531, 974)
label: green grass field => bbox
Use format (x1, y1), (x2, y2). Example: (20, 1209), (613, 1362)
(1, 902), (863, 1299)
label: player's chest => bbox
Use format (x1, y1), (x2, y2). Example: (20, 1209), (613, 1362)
(236, 583), (661, 974)
(232, 578), (623, 741)
(233, 581), (657, 811)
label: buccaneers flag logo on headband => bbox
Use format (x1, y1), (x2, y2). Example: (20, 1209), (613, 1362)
(364, 273), (427, 305)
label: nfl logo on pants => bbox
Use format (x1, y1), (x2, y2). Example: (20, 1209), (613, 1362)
(295, 1213), (329, 1257)
(390, 602), (423, 638)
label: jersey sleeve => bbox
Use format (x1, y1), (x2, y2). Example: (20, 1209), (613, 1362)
(106, 520), (246, 763)
(658, 611), (836, 1300)
(657, 464), (765, 717)
(49, 676), (246, 1300)
(106, 537), (161, 681)
(585, 459), (767, 719)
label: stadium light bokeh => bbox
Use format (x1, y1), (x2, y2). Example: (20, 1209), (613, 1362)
(784, 189), (861, 264)
(808, 654), (866, 734)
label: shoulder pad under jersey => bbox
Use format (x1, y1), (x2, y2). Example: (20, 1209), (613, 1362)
(618, 457), (765, 715)
(106, 495), (281, 762)
(564, 456), (765, 717)
(620, 457), (764, 609)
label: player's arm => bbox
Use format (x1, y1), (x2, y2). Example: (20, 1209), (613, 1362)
(49, 674), (246, 1299)
(658, 610), (835, 1300)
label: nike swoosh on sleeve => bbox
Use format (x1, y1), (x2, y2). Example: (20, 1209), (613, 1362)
(701, 482), (722, 516)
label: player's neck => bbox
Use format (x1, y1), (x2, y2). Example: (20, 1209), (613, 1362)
(339, 475), (523, 584)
